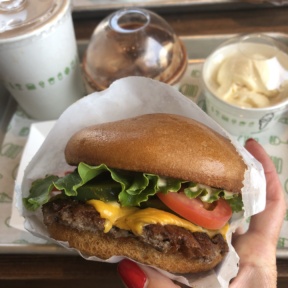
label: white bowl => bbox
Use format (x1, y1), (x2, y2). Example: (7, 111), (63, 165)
(202, 33), (288, 136)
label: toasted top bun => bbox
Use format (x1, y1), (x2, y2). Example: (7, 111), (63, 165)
(65, 113), (246, 193)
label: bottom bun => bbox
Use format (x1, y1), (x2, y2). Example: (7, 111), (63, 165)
(46, 222), (226, 274)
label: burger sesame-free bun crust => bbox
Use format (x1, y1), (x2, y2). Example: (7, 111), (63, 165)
(65, 113), (246, 193)
(46, 222), (224, 274)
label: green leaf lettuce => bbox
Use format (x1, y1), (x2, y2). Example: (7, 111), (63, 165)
(23, 162), (243, 213)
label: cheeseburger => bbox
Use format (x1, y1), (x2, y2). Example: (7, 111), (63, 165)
(23, 113), (246, 274)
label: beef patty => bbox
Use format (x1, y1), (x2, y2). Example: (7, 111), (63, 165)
(42, 198), (228, 261)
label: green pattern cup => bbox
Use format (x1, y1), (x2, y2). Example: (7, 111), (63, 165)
(202, 33), (288, 136)
(0, 0), (85, 120)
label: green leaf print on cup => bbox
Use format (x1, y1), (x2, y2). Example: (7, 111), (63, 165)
(6, 55), (78, 92)
(58, 72), (63, 80)
(48, 77), (55, 85)
(221, 114), (229, 122)
(64, 67), (70, 75)
(26, 83), (36, 90)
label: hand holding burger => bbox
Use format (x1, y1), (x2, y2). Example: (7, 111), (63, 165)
(23, 113), (246, 274)
(117, 139), (286, 288)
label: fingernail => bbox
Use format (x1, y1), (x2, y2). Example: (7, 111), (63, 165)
(245, 138), (256, 144)
(117, 259), (147, 288)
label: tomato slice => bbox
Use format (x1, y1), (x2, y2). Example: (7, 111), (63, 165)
(157, 191), (232, 230)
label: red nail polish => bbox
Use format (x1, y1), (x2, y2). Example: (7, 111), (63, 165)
(117, 259), (147, 288)
(246, 138), (256, 143)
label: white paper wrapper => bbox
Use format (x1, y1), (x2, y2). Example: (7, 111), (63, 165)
(18, 76), (266, 288)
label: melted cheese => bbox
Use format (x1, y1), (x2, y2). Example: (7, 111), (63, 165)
(87, 200), (229, 238)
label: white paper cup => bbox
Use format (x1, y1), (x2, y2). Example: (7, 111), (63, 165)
(0, 0), (85, 120)
(202, 33), (288, 136)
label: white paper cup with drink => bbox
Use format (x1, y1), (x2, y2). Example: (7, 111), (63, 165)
(0, 0), (85, 120)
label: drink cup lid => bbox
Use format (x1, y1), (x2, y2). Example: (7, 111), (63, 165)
(0, 0), (69, 39)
